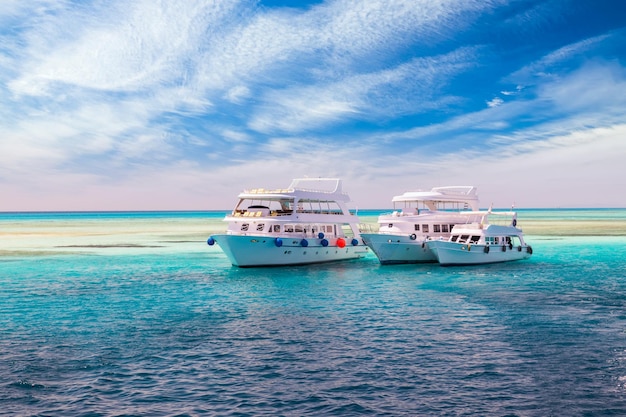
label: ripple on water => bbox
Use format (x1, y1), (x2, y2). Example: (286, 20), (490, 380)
(2, 215), (626, 415)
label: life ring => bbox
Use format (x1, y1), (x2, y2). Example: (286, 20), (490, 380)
(409, 234), (417, 240)
(336, 238), (346, 248)
(484, 246), (490, 253)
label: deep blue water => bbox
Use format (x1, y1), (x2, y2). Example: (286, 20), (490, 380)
(2, 211), (626, 416)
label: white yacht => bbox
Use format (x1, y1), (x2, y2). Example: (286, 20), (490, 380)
(207, 178), (368, 267)
(426, 210), (533, 266)
(360, 186), (481, 264)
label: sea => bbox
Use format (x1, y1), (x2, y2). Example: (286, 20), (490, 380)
(1, 209), (626, 416)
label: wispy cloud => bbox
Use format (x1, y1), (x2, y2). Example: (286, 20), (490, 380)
(507, 34), (612, 85)
(0, 0), (624, 209)
(249, 47), (480, 134)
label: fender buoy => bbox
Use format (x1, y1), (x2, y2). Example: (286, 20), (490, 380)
(207, 237), (215, 246)
(409, 234), (417, 240)
(517, 246), (522, 252)
(274, 238), (283, 247)
(509, 243), (513, 250)
(337, 238), (346, 248)
(318, 232), (325, 239)
(351, 238), (359, 246)
(502, 245), (506, 252)
(527, 246), (533, 255)
(321, 238), (329, 247)
(484, 245), (490, 253)
(512, 219), (517, 227)
(300, 239), (308, 247)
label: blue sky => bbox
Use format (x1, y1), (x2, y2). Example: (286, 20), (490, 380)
(1, 0), (625, 210)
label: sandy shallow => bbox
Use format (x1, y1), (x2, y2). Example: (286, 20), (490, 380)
(0, 217), (218, 257)
(2, 213), (625, 257)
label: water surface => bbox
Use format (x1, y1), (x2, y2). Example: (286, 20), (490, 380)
(1, 210), (626, 416)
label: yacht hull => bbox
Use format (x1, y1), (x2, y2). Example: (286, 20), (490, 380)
(427, 240), (532, 266)
(212, 234), (369, 267)
(361, 233), (437, 264)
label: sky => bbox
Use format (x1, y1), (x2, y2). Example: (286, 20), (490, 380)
(1, 0), (625, 211)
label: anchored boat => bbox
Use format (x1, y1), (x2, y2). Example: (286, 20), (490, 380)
(360, 186), (481, 264)
(207, 178), (368, 267)
(426, 210), (533, 265)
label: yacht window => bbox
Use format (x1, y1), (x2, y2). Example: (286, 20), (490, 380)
(241, 223), (249, 232)
(459, 234), (469, 243)
(325, 225), (333, 233)
(256, 223), (265, 231)
(414, 224), (420, 231)
(449, 224), (455, 232)
(470, 236), (480, 243)
(273, 225), (281, 233)
(442, 224), (449, 233)
(285, 225), (294, 233)
(433, 225), (441, 233)
(295, 225), (304, 233)
(494, 237), (499, 244)
(451, 235), (459, 242)
(422, 224), (429, 233)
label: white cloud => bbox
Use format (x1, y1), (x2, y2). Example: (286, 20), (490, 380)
(0, 1), (624, 210)
(222, 129), (252, 143)
(8, 0), (242, 96)
(538, 61), (626, 113)
(249, 47), (479, 133)
(224, 85), (251, 104)
(508, 34), (612, 84)
(487, 97), (504, 107)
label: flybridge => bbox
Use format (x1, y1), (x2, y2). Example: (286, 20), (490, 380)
(240, 178), (351, 205)
(289, 178), (344, 194)
(390, 185), (480, 212)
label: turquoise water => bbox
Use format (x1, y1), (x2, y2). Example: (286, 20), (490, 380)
(2, 210), (626, 415)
